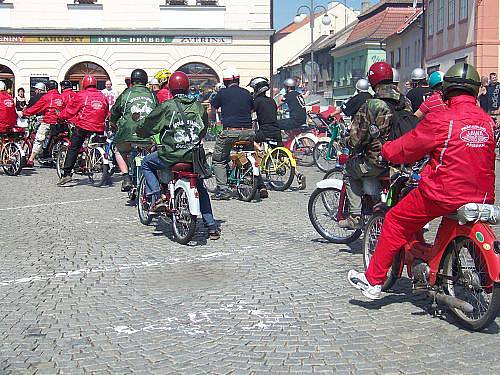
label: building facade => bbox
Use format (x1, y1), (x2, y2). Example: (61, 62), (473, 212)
(425, 0), (500, 76)
(0, 0), (272, 95)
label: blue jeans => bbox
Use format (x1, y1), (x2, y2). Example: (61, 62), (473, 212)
(141, 152), (217, 230)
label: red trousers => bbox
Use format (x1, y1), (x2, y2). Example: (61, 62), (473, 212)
(365, 188), (461, 286)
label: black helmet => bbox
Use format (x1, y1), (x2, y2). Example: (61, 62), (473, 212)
(60, 80), (72, 90)
(131, 69), (148, 85)
(248, 77), (270, 98)
(46, 80), (58, 91)
(442, 63), (481, 98)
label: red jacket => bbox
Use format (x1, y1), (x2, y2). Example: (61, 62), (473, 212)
(23, 89), (64, 125)
(59, 87), (109, 133)
(156, 87), (173, 103)
(61, 88), (75, 106)
(382, 95), (495, 205)
(0, 91), (17, 132)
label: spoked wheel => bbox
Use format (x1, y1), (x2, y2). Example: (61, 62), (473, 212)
(56, 144), (68, 179)
(137, 176), (152, 225)
(21, 140), (32, 166)
(236, 162), (257, 202)
(86, 147), (105, 185)
(1, 142), (23, 176)
(323, 167), (344, 181)
(308, 187), (362, 244)
(263, 148), (295, 191)
(204, 151), (217, 193)
(313, 141), (339, 172)
(363, 213), (402, 291)
(441, 238), (500, 331)
(172, 188), (197, 245)
(292, 136), (315, 167)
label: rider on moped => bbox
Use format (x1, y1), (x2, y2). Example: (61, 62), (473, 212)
(136, 71), (221, 240)
(0, 81), (18, 133)
(339, 62), (412, 230)
(348, 63), (496, 300)
(154, 69), (174, 103)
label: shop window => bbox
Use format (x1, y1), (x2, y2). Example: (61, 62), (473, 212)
(448, 0), (455, 26)
(178, 62), (220, 90)
(65, 61), (110, 91)
(0, 64), (15, 94)
(459, 0), (467, 20)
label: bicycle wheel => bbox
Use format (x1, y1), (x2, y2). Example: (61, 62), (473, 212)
(323, 167), (344, 181)
(313, 141), (339, 173)
(1, 142), (23, 176)
(87, 147), (105, 185)
(292, 136), (315, 167)
(363, 212), (402, 291)
(308, 187), (362, 244)
(137, 176), (153, 225)
(21, 139), (32, 165)
(172, 187), (197, 245)
(263, 148), (295, 191)
(441, 238), (500, 331)
(204, 151), (217, 193)
(236, 162), (257, 202)
(56, 144), (67, 178)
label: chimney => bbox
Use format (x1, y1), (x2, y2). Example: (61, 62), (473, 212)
(361, 0), (371, 12)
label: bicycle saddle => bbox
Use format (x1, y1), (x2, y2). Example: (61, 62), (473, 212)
(171, 163), (193, 172)
(232, 140), (253, 147)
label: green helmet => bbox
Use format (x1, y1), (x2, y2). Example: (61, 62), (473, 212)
(442, 63), (481, 97)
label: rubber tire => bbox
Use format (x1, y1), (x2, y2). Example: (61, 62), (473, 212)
(172, 188), (197, 245)
(362, 212), (402, 291)
(308, 187), (362, 244)
(204, 151), (217, 193)
(313, 141), (338, 173)
(323, 167), (344, 181)
(1, 142), (23, 176)
(441, 238), (500, 331)
(137, 176), (152, 225)
(236, 163), (258, 202)
(56, 144), (67, 179)
(292, 135), (315, 167)
(97, 163), (111, 187)
(264, 148), (295, 191)
(87, 147), (105, 185)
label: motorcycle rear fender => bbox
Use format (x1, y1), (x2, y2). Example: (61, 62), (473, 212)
(272, 147), (297, 168)
(316, 178), (343, 190)
(174, 179), (201, 216)
(290, 133), (317, 149)
(436, 219), (500, 283)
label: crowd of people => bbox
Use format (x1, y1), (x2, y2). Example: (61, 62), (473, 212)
(0, 60), (497, 304)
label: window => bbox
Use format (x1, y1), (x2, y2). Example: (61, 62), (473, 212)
(390, 51), (395, 66)
(197, 0), (218, 5)
(396, 48), (401, 68)
(459, 0), (467, 20)
(428, 1), (434, 36)
(166, 0), (188, 5)
(448, 0), (455, 25)
(437, 0), (444, 31)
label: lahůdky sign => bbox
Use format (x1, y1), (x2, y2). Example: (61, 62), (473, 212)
(0, 36), (232, 44)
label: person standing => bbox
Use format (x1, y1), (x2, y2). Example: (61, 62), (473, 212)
(23, 80), (64, 168)
(57, 75), (109, 186)
(486, 72), (500, 118)
(15, 87), (27, 112)
(101, 80), (118, 107)
(0, 81), (18, 133)
(478, 76), (489, 113)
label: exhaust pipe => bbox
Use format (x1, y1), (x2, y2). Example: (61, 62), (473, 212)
(428, 291), (474, 314)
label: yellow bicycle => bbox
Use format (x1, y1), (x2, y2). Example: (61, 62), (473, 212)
(257, 141), (305, 191)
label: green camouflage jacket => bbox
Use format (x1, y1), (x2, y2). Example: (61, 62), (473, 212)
(346, 84), (412, 166)
(136, 96), (208, 165)
(110, 84), (158, 144)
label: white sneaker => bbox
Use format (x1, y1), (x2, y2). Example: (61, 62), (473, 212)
(347, 270), (382, 300)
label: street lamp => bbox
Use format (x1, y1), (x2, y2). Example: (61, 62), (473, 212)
(294, 1), (332, 94)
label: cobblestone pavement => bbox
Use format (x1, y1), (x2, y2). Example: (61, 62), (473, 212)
(0, 162), (498, 375)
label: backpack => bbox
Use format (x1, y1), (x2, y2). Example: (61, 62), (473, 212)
(382, 96), (419, 141)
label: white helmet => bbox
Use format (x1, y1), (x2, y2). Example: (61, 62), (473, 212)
(411, 67), (426, 81)
(284, 78), (297, 88)
(355, 78), (370, 92)
(0, 81), (5, 91)
(33, 82), (46, 91)
(148, 78), (159, 85)
(222, 68), (240, 82)
(392, 68), (400, 84)
(215, 82), (225, 92)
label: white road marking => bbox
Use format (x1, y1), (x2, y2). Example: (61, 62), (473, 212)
(0, 196), (118, 212)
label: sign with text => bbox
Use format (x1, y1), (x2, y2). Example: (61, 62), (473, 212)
(0, 35), (233, 45)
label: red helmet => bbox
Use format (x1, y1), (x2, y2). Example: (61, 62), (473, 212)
(169, 71), (189, 95)
(367, 62), (393, 88)
(82, 75), (97, 89)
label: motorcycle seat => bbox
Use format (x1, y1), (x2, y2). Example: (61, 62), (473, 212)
(232, 140), (253, 147)
(171, 163), (193, 172)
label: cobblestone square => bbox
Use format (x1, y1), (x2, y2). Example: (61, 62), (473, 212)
(0, 164), (498, 374)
